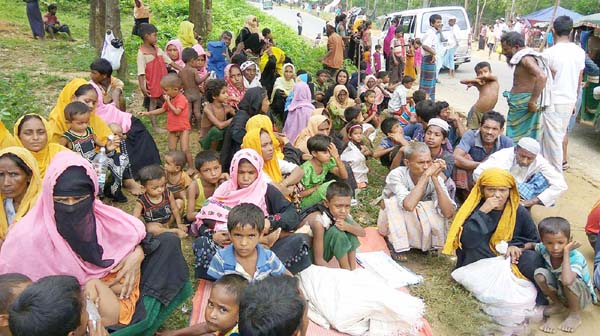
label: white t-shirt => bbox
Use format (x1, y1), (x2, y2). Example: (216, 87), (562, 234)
(388, 85), (408, 112)
(444, 25), (460, 48)
(544, 42), (585, 105)
(297, 17), (303, 26)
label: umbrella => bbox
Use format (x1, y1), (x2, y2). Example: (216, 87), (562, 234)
(574, 13), (600, 30)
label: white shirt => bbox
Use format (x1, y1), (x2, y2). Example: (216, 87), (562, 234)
(473, 147), (568, 206)
(388, 84), (408, 112)
(297, 17), (303, 26)
(421, 26), (439, 56)
(543, 42), (586, 105)
(383, 166), (456, 210)
(512, 22), (523, 33)
(444, 24), (460, 48)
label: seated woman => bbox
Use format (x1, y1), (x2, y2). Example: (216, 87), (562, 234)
(0, 147), (41, 250)
(224, 63), (246, 109)
(326, 85), (355, 132)
(294, 114), (331, 161)
(14, 114), (68, 178)
(193, 149), (310, 279)
(283, 81), (315, 144)
(259, 46), (286, 97)
(443, 167), (545, 304)
(241, 60), (262, 88)
(323, 69), (358, 103)
(0, 151), (191, 334)
(270, 63), (296, 123)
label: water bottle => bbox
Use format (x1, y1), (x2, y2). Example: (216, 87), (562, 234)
(92, 147), (108, 196)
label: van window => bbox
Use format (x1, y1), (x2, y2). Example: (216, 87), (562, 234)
(420, 9), (468, 33)
(399, 15), (415, 34)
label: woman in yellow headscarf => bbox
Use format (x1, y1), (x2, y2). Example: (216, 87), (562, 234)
(443, 168), (542, 281)
(245, 114), (283, 160)
(327, 85), (355, 131)
(14, 114), (68, 178)
(47, 78), (112, 144)
(0, 146), (42, 247)
(0, 120), (17, 150)
(177, 21), (198, 48)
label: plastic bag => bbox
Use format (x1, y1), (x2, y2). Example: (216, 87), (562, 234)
(101, 30), (124, 71)
(451, 253), (537, 326)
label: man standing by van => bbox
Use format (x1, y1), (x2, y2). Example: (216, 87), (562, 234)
(444, 16), (460, 78)
(321, 21), (344, 76)
(420, 14), (442, 101)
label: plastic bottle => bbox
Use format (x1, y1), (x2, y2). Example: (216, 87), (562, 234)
(92, 147), (108, 196)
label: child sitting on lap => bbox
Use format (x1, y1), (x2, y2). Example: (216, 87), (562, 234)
(165, 150), (192, 211)
(0, 273), (32, 336)
(201, 79), (235, 150)
(133, 164), (187, 238)
(208, 203), (289, 281)
(186, 150), (228, 222)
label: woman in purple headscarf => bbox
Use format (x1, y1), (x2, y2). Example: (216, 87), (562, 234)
(283, 82), (314, 144)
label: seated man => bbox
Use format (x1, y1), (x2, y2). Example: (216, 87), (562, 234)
(474, 137), (567, 208)
(377, 142), (456, 260)
(453, 111), (513, 200)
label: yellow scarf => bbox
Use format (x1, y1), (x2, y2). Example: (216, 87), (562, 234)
(242, 128), (283, 183)
(13, 114), (68, 178)
(245, 115), (284, 160)
(259, 47), (286, 76)
(0, 120), (17, 150)
(0, 146), (42, 240)
(177, 21), (198, 48)
(47, 78), (112, 144)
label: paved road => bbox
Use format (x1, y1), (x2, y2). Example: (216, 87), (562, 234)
(249, 2), (326, 40)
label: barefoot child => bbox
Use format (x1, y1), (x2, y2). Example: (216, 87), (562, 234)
(186, 150), (228, 222)
(0, 274), (32, 336)
(138, 74), (194, 170)
(90, 58), (126, 111)
(43, 4), (75, 41)
(460, 62), (499, 129)
(524, 217), (596, 334)
(133, 164), (187, 238)
(201, 79), (235, 150)
(341, 122), (371, 189)
(179, 48), (209, 129)
(301, 182), (365, 270)
(165, 150), (192, 210)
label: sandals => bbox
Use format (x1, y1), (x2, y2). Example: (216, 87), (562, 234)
(562, 161), (570, 171)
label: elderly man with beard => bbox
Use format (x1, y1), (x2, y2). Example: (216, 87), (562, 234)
(474, 137), (567, 208)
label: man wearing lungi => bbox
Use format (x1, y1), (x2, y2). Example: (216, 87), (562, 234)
(420, 14), (443, 101)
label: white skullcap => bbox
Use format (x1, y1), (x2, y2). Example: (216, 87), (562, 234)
(427, 118), (450, 132)
(448, 15), (457, 21)
(517, 137), (540, 155)
(594, 86), (600, 100)
(326, 21), (335, 27)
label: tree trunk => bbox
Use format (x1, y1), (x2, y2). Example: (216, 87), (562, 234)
(189, 0), (213, 39)
(89, 0), (106, 53)
(105, 0), (127, 78)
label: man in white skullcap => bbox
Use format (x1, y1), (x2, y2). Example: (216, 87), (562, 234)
(443, 16), (461, 78)
(474, 137), (567, 207)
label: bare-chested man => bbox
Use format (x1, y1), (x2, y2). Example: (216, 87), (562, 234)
(460, 61), (499, 129)
(501, 32), (549, 141)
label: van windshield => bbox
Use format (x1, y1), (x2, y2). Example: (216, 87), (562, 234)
(420, 9), (467, 33)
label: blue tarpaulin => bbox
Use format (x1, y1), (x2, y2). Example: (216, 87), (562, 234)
(523, 6), (583, 24)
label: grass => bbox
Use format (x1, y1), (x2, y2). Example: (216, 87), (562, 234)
(0, 1), (491, 335)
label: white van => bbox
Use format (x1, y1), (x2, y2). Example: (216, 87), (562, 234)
(377, 6), (472, 69)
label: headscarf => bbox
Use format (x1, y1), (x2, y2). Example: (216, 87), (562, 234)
(177, 21), (198, 48)
(0, 121), (17, 150)
(293, 114), (329, 155)
(245, 115), (283, 160)
(271, 63), (296, 100)
(165, 39), (185, 69)
(259, 47), (286, 75)
(0, 151), (146, 284)
(238, 87), (266, 117)
(242, 128), (282, 183)
(284, 82), (314, 143)
(14, 114), (68, 178)
(241, 61), (262, 88)
(327, 85), (354, 118)
(245, 15), (259, 34)
(384, 20), (398, 55)
(90, 81), (132, 133)
(211, 149), (268, 215)
(0, 147), (41, 240)
(225, 64), (246, 109)
(193, 44), (208, 77)
(360, 75), (384, 106)
(195, 199), (231, 233)
(48, 78), (113, 143)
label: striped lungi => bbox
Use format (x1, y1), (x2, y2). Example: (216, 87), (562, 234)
(504, 91), (541, 141)
(419, 55), (437, 101)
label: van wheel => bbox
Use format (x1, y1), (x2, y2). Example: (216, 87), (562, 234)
(454, 64), (460, 70)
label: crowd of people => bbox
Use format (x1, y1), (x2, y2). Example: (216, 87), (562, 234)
(2, 2), (600, 335)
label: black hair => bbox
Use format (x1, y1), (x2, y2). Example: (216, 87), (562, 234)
(343, 105), (362, 122)
(227, 203), (265, 232)
(9, 275), (82, 336)
(345, 121), (362, 135)
(74, 84), (96, 97)
(481, 110), (506, 128)
(0, 153), (33, 178)
(361, 89), (375, 103)
(375, 44), (382, 50)
(138, 23), (158, 39)
(262, 27), (271, 37)
(376, 71), (389, 79)
(336, 69), (350, 83)
(553, 16), (573, 37)
(0, 274), (31, 314)
(307, 134), (331, 153)
(538, 217), (571, 239)
(429, 14), (442, 25)
(412, 89), (427, 104)
(138, 164), (165, 186)
(381, 117), (399, 135)
(326, 181), (353, 200)
(195, 150), (220, 170)
(416, 100), (438, 123)
(182, 47), (199, 63)
(359, 61), (367, 71)
(316, 69), (329, 77)
(221, 31), (233, 39)
(238, 276), (305, 336)
(165, 150), (186, 168)
(90, 58), (113, 76)
(16, 114), (43, 137)
(64, 101), (90, 122)
(435, 101), (449, 115)
(500, 31), (525, 48)
(401, 75), (415, 84)
(48, 4), (57, 11)
(160, 73), (183, 88)
(394, 26), (403, 34)
(231, 53), (247, 66)
(214, 274), (248, 303)
(205, 79), (228, 103)
(474, 61), (491, 73)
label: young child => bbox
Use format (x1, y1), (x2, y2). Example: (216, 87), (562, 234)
(388, 76), (416, 127)
(179, 48), (210, 130)
(0, 273), (31, 336)
(314, 70), (330, 104)
(299, 135), (349, 208)
(341, 123), (371, 189)
(424, 118), (454, 181)
(157, 274), (248, 336)
(138, 73), (194, 170)
(201, 79), (236, 150)
(207, 203), (288, 281)
(360, 89), (381, 130)
(373, 44), (383, 74)
(343, 105), (374, 141)
(165, 150), (192, 209)
(90, 58), (126, 111)
(373, 117), (408, 169)
(104, 123), (144, 201)
(314, 33), (322, 47)
(186, 150), (228, 222)
(137, 23), (181, 133)
(262, 28), (275, 47)
(460, 62), (499, 129)
(133, 164), (187, 238)
(59, 101), (115, 161)
(523, 217), (596, 334)
(207, 31), (232, 79)
(43, 4), (75, 41)
(301, 182), (365, 269)
(435, 101), (466, 148)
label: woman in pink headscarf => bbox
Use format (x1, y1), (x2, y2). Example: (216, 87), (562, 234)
(383, 17), (399, 70)
(224, 63), (246, 109)
(283, 82), (314, 143)
(165, 39), (185, 72)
